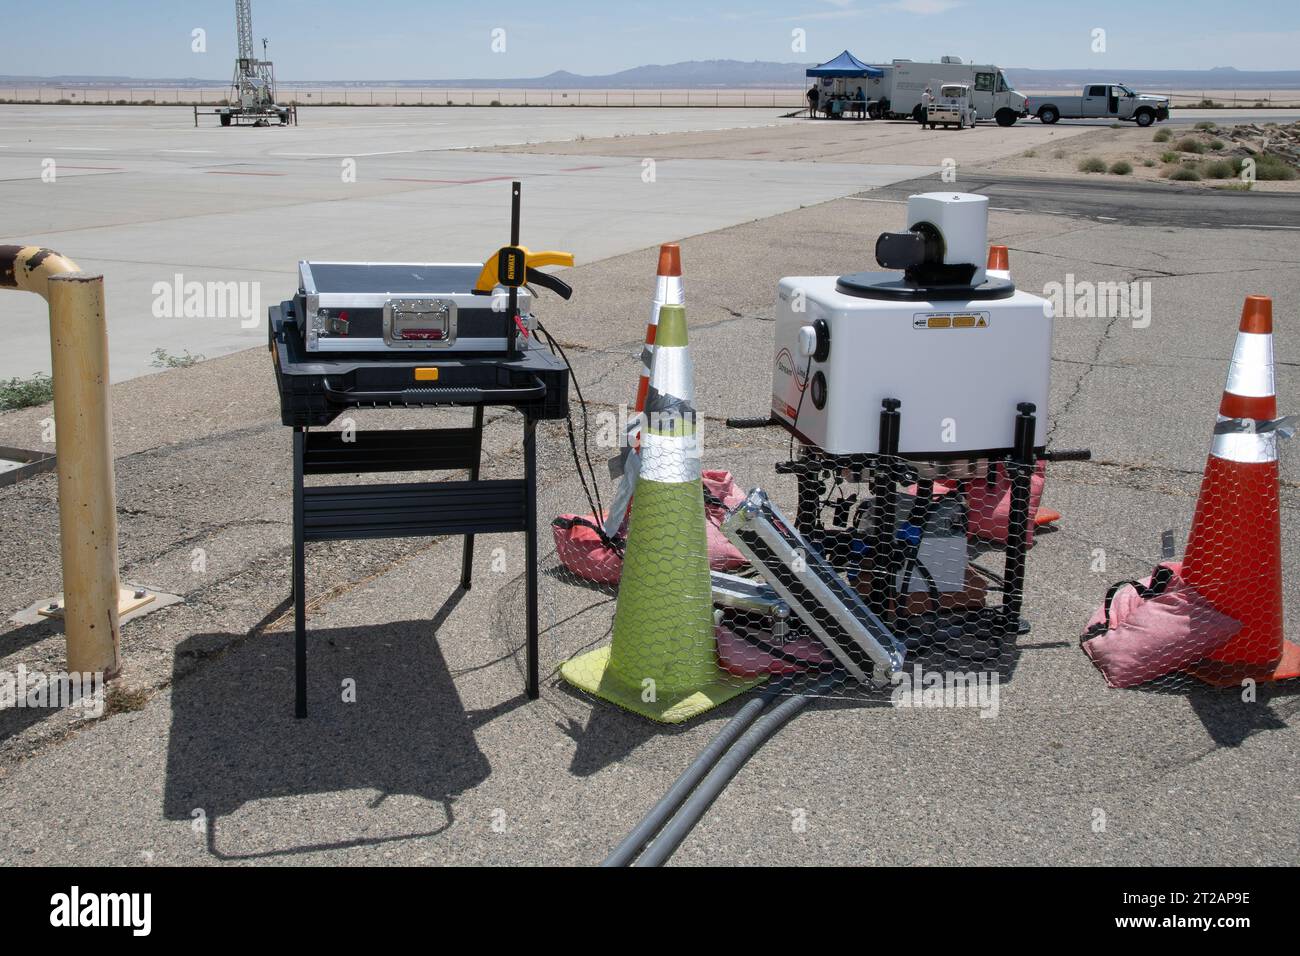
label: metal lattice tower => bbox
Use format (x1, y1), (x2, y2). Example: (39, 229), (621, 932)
(235, 0), (255, 63)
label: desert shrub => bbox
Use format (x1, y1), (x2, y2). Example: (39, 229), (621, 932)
(1210, 138), (1225, 150)
(1201, 159), (1235, 178)
(1176, 137), (1205, 153)
(1152, 128), (1171, 142)
(1160, 150), (1180, 163)
(1194, 121), (1216, 131)
(1167, 166), (1201, 181)
(0, 373), (54, 410)
(1109, 160), (1133, 175)
(1078, 156), (1107, 173)
(1251, 153), (1298, 180)
(1142, 158), (1156, 167)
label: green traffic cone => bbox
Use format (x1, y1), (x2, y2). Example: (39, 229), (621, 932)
(560, 304), (764, 722)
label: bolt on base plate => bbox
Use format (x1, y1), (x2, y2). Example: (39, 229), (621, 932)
(37, 587), (158, 620)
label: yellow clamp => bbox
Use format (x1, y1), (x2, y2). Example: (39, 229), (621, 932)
(474, 246), (574, 293)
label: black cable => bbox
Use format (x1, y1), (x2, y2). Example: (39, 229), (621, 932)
(534, 318), (604, 517)
(534, 318), (610, 539)
(787, 354), (814, 462)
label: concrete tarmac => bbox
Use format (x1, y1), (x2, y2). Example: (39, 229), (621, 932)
(0, 105), (925, 381)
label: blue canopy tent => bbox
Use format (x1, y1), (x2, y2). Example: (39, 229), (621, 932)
(806, 50), (883, 79)
(805, 52), (883, 118)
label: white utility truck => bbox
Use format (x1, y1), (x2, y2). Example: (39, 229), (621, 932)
(924, 84), (977, 129)
(869, 57), (1028, 127)
(1027, 84), (1171, 127)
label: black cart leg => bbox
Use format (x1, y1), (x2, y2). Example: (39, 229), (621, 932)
(1002, 402), (1037, 636)
(523, 415), (540, 699)
(461, 405), (485, 590)
(293, 428), (308, 719)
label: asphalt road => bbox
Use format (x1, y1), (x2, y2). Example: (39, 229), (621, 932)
(859, 172), (1300, 230)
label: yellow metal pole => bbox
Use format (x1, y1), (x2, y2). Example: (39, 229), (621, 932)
(0, 245), (122, 677)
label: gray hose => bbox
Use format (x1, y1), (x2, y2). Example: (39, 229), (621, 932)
(631, 672), (840, 867)
(601, 674), (795, 867)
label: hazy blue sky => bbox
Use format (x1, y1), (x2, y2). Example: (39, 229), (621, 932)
(2, 0), (1297, 78)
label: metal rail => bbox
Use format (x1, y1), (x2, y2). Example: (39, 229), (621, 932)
(0, 245), (122, 676)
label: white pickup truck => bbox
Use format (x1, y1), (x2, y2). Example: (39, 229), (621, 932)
(1028, 84), (1171, 127)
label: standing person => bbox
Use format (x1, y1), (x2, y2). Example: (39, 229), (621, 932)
(807, 84), (820, 118)
(855, 85), (866, 118)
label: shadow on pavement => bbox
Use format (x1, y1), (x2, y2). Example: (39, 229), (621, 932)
(163, 596), (519, 861)
(1185, 683), (1300, 748)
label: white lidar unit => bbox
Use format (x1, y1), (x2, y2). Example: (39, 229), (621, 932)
(771, 192), (1054, 458)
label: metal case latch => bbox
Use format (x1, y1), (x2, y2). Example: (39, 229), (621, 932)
(383, 297), (458, 348)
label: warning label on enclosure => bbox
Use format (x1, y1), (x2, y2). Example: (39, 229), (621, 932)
(913, 311), (990, 330)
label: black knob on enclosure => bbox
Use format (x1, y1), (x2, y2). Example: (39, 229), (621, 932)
(812, 319), (831, 362)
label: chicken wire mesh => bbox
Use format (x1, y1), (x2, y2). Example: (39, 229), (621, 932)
(487, 410), (1293, 719)
(1080, 444), (1295, 692)
(515, 424), (1049, 718)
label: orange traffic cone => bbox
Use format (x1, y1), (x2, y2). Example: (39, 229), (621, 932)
(986, 244), (1010, 280)
(634, 244), (684, 423)
(1185, 295), (1297, 685)
(603, 244), (685, 540)
(987, 244), (1061, 528)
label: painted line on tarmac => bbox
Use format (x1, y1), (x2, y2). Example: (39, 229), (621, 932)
(845, 195), (1020, 213)
(204, 170), (288, 177)
(269, 148), (439, 158)
(380, 175), (515, 185)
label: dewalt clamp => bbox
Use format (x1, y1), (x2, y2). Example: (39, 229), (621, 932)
(474, 245), (575, 300)
(473, 180), (574, 300)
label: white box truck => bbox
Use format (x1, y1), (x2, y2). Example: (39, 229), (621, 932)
(869, 57), (1029, 127)
(1026, 84), (1171, 127)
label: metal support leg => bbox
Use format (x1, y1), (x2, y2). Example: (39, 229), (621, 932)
(460, 405), (485, 590)
(293, 428), (308, 719)
(794, 451), (820, 542)
(523, 414), (540, 699)
(869, 399), (902, 618)
(1002, 402), (1037, 636)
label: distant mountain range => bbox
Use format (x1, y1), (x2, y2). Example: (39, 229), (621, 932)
(5, 61), (1300, 90)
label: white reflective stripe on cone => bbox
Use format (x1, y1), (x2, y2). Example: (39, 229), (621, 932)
(1225, 332), (1275, 398)
(988, 269), (1010, 280)
(1210, 416), (1279, 464)
(650, 276), (684, 327)
(648, 345), (694, 405)
(639, 431), (702, 483)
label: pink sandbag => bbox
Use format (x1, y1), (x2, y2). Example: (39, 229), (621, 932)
(552, 470), (749, 585)
(966, 461), (1047, 546)
(701, 470), (749, 573)
(715, 624), (830, 678)
(1081, 562), (1241, 689)
(552, 514), (623, 585)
